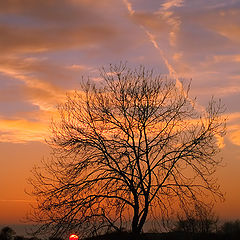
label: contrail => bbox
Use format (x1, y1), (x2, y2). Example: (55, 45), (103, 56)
(145, 30), (183, 90)
(123, 0), (183, 90)
(145, 29), (204, 110)
(123, 0), (135, 15)
(161, 0), (184, 47)
(123, 0), (207, 112)
(123, 0), (223, 148)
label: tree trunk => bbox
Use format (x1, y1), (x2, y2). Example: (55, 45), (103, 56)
(130, 229), (142, 240)
(137, 201), (149, 234)
(131, 208), (139, 236)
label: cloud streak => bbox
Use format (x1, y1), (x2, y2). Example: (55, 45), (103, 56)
(0, 118), (48, 143)
(0, 24), (117, 54)
(161, 0), (184, 10)
(0, 199), (34, 203)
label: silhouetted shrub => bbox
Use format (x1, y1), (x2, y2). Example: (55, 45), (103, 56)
(0, 227), (16, 240)
(14, 236), (27, 240)
(219, 220), (240, 240)
(173, 204), (219, 234)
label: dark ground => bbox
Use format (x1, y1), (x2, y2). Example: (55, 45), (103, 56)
(84, 231), (240, 240)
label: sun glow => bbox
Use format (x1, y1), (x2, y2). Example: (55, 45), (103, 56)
(69, 234), (79, 240)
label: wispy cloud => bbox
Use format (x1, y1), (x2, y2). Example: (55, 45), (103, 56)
(123, 0), (135, 15)
(0, 24), (117, 55)
(0, 59), (65, 111)
(0, 199), (34, 203)
(228, 129), (240, 146)
(0, 118), (48, 143)
(161, 0), (184, 10)
(224, 113), (240, 146)
(160, 0), (184, 46)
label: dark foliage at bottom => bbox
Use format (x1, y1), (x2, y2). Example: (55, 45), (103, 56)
(83, 231), (240, 240)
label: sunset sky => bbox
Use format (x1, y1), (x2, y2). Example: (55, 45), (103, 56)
(0, 0), (240, 225)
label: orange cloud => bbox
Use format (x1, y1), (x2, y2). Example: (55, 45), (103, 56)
(67, 64), (90, 71)
(215, 134), (225, 149)
(228, 128), (240, 146)
(0, 56), (78, 112)
(161, 0), (184, 10)
(0, 24), (117, 54)
(123, 0), (135, 15)
(0, 199), (34, 203)
(0, 118), (48, 143)
(180, 6), (240, 44)
(0, 1), (121, 55)
(212, 54), (240, 63)
(0, 0), (116, 23)
(130, 12), (169, 32)
(208, 9), (240, 43)
(223, 113), (240, 147)
(0, 57), (68, 143)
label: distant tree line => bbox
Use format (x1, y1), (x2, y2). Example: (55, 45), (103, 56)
(1, 219), (240, 240)
(0, 227), (63, 240)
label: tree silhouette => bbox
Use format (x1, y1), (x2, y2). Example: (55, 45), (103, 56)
(220, 219), (240, 239)
(28, 64), (226, 239)
(173, 203), (219, 234)
(0, 227), (15, 240)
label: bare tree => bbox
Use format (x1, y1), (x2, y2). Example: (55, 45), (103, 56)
(28, 64), (226, 239)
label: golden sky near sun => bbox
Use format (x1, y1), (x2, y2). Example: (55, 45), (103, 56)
(0, 0), (240, 225)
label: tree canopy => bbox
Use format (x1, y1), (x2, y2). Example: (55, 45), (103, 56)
(28, 64), (226, 239)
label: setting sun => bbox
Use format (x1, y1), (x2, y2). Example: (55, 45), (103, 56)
(69, 234), (79, 240)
